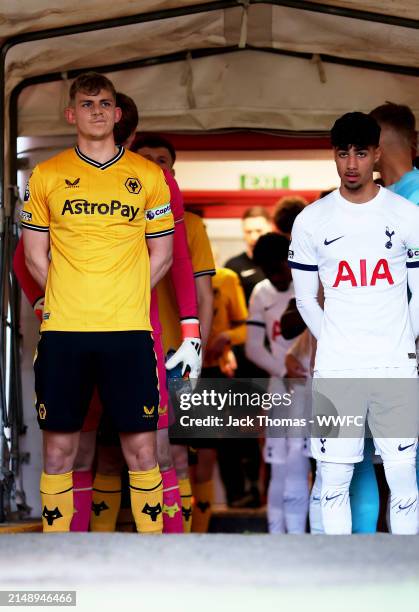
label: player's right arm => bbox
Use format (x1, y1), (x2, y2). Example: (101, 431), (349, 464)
(22, 230), (49, 290)
(20, 166), (50, 291)
(288, 212), (323, 340)
(13, 237), (45, 321)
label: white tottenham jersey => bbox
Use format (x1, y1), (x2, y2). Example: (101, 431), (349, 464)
(289, 187), (419, 370)
(247, 279), (295, 375)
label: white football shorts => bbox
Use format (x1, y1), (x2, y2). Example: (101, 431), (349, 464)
(310, 366), (419, 463)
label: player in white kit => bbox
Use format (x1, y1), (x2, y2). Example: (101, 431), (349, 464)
(289, 112), (419, 535)
(246, 233), (310, 533)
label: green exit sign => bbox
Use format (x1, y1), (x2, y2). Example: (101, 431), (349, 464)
(240, 174), (290, 190)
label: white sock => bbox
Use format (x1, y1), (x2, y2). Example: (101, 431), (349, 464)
(309, 461), (324, 534)
(284, 439), (310, 533)
(384, 458), (418, 535)
(267, 463), (285, 534)
(321, 461), (354, 535)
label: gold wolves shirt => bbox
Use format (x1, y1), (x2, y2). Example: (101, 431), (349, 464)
(20, 147), (174, 332)
(289, 187), (419, 370)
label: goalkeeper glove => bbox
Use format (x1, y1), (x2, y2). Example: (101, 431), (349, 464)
(165, 318), (202, 378)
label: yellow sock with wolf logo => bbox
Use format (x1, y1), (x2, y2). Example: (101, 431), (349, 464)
(129, 465), (163, 533)
(90, 473), (122, 532)
(40, 471), (73, 532)
(192, 480), (214, 533)
(179, 477), (193, 532)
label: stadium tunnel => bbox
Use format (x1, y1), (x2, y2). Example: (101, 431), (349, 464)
(0, 4), (418, 604)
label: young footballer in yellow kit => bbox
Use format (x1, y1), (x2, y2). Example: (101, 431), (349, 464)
(21, 73), (174, 533)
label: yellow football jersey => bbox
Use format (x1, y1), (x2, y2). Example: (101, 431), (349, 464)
(204, 267), (248, 368)
(21, 147), (174, 332)
(157, 211), (216, 352)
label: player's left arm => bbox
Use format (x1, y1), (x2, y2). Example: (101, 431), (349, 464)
(408, 267), (419, 339)
(407, 260), (419, 340)
(144, 163), (175, 289)
(147, 234), (174, 289)
(405, 207), (419, 338)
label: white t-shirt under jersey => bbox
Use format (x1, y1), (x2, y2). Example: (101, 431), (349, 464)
(289, 187), (419, 370)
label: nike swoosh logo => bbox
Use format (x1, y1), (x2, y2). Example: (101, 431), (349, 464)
(312, 496), (320, 502)
(398, 443), (415, 452)
(398, 500), (416, 511)
(263, 304), (276, 311)
(324, 236), (344, 246)
(325, 494), (342, 502)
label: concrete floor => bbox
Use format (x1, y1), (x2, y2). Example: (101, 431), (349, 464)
(0, 534), (418, 611)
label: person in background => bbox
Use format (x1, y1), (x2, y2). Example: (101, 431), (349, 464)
(202, 261), (249, 515)
(370, 101), (419, 530)
(133, 134), (216, 532)
(246, 233), (309, 532)
(273, 195), (307, 239)
(370, 102), (419, 204)
(225, 206), (272, 303)
(223, 206), (272, 507)
(180, 261), (248, 529)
